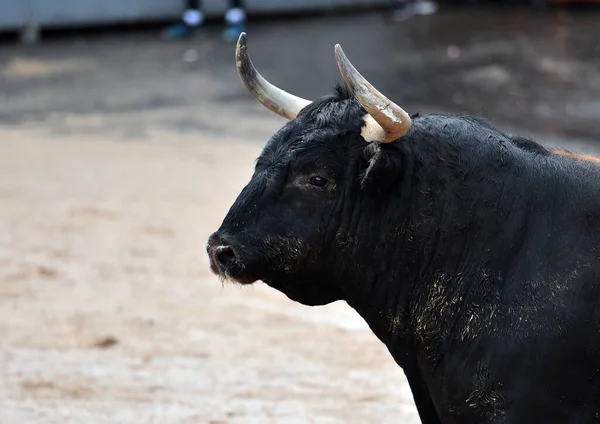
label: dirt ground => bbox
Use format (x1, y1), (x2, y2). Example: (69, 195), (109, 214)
(0, 128), (419, 423)
(2, 5), (600, 423)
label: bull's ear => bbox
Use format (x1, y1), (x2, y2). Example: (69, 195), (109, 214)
(359, 143), (383, 188)
(358, 143), (400, 191)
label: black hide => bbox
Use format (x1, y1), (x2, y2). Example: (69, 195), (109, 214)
(208, 85), (600, 424)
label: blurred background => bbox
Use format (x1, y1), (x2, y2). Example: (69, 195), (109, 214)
(0, 0), (599, 423)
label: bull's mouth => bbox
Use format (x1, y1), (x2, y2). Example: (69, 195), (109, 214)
(208, 256), (257, 285)
(207, 239), (340, 306)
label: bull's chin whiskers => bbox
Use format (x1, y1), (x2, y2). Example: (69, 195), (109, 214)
(216, 271), (235, 286)
(217, 271), (255, 286)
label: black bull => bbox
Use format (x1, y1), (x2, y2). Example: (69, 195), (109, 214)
(207, 36), (600, 423)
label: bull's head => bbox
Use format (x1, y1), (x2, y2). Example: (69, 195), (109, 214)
(207, 33), (413, 306)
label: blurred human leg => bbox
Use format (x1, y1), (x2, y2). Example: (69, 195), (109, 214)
(222, 0), (247, 42)
(391, 0), (415, 21)
(162, 0), (205, 40)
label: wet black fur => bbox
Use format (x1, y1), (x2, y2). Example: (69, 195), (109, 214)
(208, 84), (600, 424)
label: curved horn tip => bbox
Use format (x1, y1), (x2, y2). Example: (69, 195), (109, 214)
(236, 32), (247, 58)
(333, 44), (356, 89)
(233, 30), (311, 121)
(237, 32), (247, 46)
(334, 44), (345, 61)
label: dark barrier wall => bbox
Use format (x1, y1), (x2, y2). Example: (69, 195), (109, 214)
(0, 0), (390, 31)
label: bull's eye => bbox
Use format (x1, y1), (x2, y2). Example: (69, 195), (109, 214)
(309, 176), (328, 188)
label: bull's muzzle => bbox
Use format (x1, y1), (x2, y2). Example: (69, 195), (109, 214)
(206, 232), (256, 284)
(207, 233), (237, 274)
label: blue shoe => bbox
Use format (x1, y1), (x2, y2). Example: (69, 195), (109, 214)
(222, 22), (246, 42)
(161, 22), (196, 40)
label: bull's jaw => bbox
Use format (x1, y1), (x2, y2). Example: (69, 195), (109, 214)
(262, 279), (340, 306)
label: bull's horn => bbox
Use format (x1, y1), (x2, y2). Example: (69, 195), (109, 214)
(236, 33), (311, 120)
(334, 44), (411, 143)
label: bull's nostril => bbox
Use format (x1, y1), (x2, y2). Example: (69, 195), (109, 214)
(216, 245), (236, 267)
